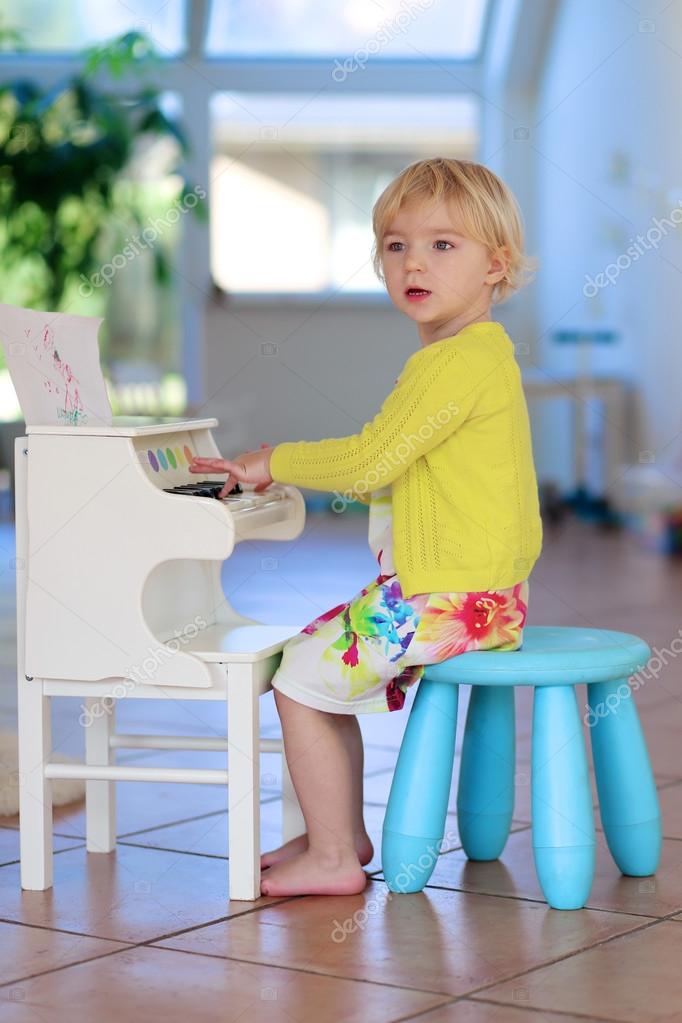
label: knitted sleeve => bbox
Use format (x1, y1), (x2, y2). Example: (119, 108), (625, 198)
(269, 343), (489, 497)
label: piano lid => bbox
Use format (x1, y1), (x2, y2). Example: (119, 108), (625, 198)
(25, 416), (219, 437)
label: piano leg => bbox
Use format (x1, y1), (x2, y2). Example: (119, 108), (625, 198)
(85, 695), (116, 853)
(18, 676), (53, 890)
(227, 664), (261, 900)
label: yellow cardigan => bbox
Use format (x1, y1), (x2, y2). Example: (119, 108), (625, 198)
(270, 320), (543, 597)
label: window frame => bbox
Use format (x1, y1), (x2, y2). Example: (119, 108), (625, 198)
(0, 0), (498, 404)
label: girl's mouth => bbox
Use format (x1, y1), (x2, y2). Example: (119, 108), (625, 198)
(405, 288), (432, 302)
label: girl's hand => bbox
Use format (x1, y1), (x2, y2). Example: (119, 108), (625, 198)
(190, 443), (274, 498)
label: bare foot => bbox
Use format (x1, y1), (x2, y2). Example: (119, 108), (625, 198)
(260, 848), (368, 897)
(261, 832), (374, 870)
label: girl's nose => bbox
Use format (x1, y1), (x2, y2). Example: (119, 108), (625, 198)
(404, 249), (426, 272)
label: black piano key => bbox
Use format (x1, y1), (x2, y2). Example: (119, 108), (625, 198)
(171, 480), (242, 493)
(162, 480), (243, 499)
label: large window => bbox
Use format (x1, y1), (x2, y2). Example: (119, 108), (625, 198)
(0, 0), (491, 414)
(206, 0), (489, 61)
(210, 93), (479, 295)
(0, 0), (186, 53)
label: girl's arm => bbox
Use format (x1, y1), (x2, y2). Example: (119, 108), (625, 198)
(268, 340), (496, 497)
(190, 338), (507, 501)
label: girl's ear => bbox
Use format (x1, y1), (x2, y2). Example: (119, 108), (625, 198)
(486, 245), (511, 286)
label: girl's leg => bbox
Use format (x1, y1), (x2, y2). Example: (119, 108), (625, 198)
(339, 714), (374, 860)
(261, 714), (373, 868)
(259, 689), (367, 896)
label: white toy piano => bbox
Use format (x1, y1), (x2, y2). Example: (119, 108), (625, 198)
(3, 303), (307, 901)
(19, 415), (305, 688)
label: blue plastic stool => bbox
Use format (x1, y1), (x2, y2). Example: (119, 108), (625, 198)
(382, 626), (661, 910)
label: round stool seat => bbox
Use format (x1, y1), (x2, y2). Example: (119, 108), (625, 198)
(424, 626), (651, 687)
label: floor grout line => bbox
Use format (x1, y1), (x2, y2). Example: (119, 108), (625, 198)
(143, 943), (465, 998)
(463, 995), (631, 1023)
(114, 795), (281, 841)
(0, 840), (87, 870)
(389, 1000), (459, 1023)
(0, 916), (138, 943)
(0, 944), (143, 992)
(456, 910), (682, 1004)
(116, 839), (230, 860)
(1, 903), (462, 997)
(0, 895), (303, 988)
(416, 879), (679, 920)
(398, 994), (625, 1023)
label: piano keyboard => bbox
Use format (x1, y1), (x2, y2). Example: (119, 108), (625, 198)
(162, 479), (287, 514)
(163, 480), (243, 499)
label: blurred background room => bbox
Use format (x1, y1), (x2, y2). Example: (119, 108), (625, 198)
(1, 2), (682, 1019)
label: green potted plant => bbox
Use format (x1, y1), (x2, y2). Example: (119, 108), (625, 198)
(0, 27), (206, 492)
(0, 27), (206, 421)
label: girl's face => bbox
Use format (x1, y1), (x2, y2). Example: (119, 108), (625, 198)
(381, 198), (508, 344)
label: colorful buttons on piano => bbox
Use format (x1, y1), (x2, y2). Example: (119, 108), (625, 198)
(145, 443), (194, 472)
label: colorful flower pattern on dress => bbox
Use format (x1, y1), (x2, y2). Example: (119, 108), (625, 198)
(409, 584), (528, 662)
(272, 485), (529, 714)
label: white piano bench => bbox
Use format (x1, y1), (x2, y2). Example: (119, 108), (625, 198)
(16, 634), (307, 902)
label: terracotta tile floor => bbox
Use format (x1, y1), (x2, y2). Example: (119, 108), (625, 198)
(1, 513), (682, 1021)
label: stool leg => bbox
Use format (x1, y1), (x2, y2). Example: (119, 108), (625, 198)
(382, 676), (458, 893)
(587, 678), (661, 876)
(532, 685), (596, 909)
(457, 685), (515, 860)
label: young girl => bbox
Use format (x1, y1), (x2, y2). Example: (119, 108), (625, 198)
(191, 157), (543, 898)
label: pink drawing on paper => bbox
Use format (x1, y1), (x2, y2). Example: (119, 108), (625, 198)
(0, 302), (112, 427)
(30, 324), (87, 425)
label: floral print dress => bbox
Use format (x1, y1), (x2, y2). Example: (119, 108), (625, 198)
(271, 486), (529, 714)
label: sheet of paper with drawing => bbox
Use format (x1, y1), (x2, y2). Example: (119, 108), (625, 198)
(0, 303), (112, 427)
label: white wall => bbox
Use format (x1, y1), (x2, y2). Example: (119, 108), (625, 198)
(531, 0), (682, 489)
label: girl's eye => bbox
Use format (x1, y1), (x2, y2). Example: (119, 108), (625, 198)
(385, 240), (454, 252)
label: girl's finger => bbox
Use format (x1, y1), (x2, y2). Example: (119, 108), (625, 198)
(215, 461), (246, 482)
(191, 458), (230, 473)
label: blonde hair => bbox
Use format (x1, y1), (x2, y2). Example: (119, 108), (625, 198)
(371, 157), (538, 304)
